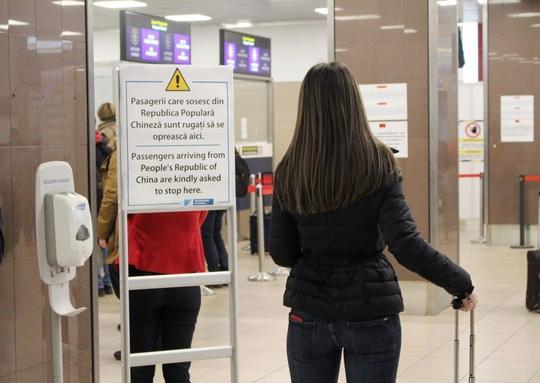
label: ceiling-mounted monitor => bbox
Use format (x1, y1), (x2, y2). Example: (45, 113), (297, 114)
(220, 29), (271, 78)
(120, 10), (191, 65)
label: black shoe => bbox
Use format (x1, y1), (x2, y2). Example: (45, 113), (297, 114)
(114, 351), (121, 361)
(98, 288), (106, 297)
(105, 286), (114, 295)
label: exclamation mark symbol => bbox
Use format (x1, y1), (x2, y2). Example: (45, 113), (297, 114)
(176, 74), (180, 88)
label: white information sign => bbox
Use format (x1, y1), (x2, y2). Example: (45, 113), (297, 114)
(501, 95), (534, 143)
(359, 83), (408, 121)
(119, 64), (234, 211)
(459, 120), (484, 162)
(369, 121), (408, 158)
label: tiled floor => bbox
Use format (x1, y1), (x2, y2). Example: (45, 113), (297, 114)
(98, 221), (540, 382)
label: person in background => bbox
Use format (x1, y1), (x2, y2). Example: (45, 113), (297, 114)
(202, 150), (250, 281)
(201, 209), (228, 277)
(97, 102), (116, 141)
(97, 140), (207, 383)
(96, 102), (116, 297)
(269, 62), (478, 383)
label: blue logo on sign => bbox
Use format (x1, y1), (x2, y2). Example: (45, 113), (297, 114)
(184, 199), (192, 206)
(193, 199), (214, 206)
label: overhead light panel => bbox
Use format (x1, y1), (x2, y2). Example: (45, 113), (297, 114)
(222, 21), (253, 29)
(166, 14), (212, 22)
(9, 19), (30, 26)
(480, 0), (520, 3)
(93, 1), (147, 9)
(404, 28), (418, 34)
(437, 0), (457, 6)
(380, 25), (405, 30)
(508, 12), (540, 18)
(335, 14), (381, 21)
(314, 7), (343, 15)
(531, 23), (540, 27)
(61, 31), (83, 36)
(52, 0), (85, 5)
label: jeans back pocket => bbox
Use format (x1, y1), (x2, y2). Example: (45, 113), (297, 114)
(345, 316), (399, 362)
(287, 312), (317, 361)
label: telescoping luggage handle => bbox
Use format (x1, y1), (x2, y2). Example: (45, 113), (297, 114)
(452, 297), (475, 383)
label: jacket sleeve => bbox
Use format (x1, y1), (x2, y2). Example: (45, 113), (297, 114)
(269, 195), (302, 268)
(378, 180), (474, 298)
(97, 153), (118, 240)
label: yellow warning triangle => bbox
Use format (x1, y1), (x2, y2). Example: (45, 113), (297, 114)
(166, 68), (190, 91)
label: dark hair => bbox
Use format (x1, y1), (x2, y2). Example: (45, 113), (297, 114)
(275, 62), (400, 215)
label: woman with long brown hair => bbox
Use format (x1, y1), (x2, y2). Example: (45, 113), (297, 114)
(269, 62), (477, 383)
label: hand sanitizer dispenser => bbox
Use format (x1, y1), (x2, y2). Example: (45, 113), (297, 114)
(36, 161), (94, 383)
(45, 192), (93, 268)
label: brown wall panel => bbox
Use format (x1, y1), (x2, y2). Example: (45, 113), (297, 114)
(0, 1), (93, 382)
(0, 33), (10, 146)
(336, 0), (430, 281)
(488, 0), (540, 225)
(273, 82), (301, 166)
(0, 258), (15, 377)
(9, 34), (39, 147)
(36, 0), (61, 39)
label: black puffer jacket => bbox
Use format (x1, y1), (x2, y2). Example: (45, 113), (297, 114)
(269, 179), (474, 321)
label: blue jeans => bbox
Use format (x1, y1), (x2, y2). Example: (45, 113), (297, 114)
(98, 247), (112, 289)
(287, 310), (401, 383)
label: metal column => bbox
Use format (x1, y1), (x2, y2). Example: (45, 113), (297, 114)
(248, 184), (275, 282)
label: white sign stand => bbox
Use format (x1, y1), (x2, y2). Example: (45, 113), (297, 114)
(117, 64), (239, 382)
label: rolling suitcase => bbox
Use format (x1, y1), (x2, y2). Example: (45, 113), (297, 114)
(526, 250), (540, 312)
(452, 298), (475, 383)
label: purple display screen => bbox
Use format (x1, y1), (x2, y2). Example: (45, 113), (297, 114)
(121, 11), (191, 64)
(174, 34), (191, 64)
(224, 42), (237, 68)
(220, 30), (271, 77)
(248, 46), (261, 73)
(141, 28), (160, 61)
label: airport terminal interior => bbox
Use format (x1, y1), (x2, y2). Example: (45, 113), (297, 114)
(1, 0), (540, 382)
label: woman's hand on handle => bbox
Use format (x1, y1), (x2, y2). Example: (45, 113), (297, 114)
(459, 293), (478, 312)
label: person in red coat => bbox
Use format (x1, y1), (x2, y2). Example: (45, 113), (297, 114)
(97, 142), (208, 381)
(128, 212), (207, 275)
(127, 211), (207, 383)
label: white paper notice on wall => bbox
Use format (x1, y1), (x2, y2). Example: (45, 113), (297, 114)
(240, 117), (248, 140)
(369, 121), (408, 158)
(118, 64), (235, 212)
(359, 83), (408, 121)
(501, 95), (534, 143)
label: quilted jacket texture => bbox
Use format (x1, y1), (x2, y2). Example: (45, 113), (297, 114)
(269, 179), (474, 321)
